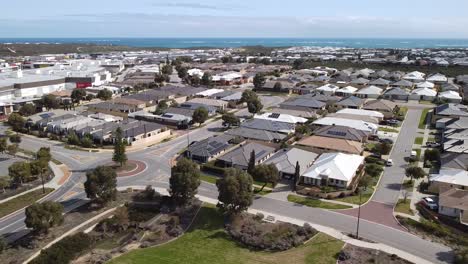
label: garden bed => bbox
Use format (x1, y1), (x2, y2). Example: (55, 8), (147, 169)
(338, 244), (412, 264)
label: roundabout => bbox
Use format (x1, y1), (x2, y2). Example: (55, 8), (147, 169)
(106, 160), (147, 177)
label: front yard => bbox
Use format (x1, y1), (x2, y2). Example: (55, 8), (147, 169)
(287, 194), (352, 210)
(110, 204), (345, 264)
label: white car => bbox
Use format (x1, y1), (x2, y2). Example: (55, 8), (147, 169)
(386, 159), (393, 166)
(422, 197), (438, 210)
(410, 150), (417, 158)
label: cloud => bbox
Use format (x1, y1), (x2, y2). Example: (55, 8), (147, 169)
(150, 2), (238, 11)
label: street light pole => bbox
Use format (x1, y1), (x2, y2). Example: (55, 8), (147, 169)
(356, 187), (362, 239)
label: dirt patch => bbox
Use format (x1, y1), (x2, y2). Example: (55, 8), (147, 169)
(57, 165), (71, 185)
(338, 244), (413, 264)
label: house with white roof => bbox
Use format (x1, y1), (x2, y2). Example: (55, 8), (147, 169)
(355, 85), (383, 99)
(301, 152), (364, 188)
(409, 88), (437, 101)
(416, 81), (435, 89)
(335, 86), (358, 96)
(429, 168), (468, 193)
(312, 117), (379, 134)
(196, 88), (225, 97)
(188, 68), (204, 77)
(403, 71), (426, 82)
(254, 112), (307, 124)
(336, 108), (384, 120)
(439, 91), (463, 103)
(316, 84), (340, 95)
(427, 73), (448, 84)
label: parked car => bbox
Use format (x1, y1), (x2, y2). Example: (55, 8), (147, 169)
(386, 119), (400, 126)
(426, 142), (440, 148)
(386, 159), (394, 166)
(379, 138), (394, 144)
(410, 150), (417, 158)
(422, 197), (438, 210)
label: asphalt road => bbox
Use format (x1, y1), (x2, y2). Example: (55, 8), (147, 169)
(0, 98), (455, 264)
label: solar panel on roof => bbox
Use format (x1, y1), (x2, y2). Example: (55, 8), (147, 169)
(39, 113), (53, 119)
(268, 113), (281, 119)
(327, 131), (347, 137)
(255, 150), (266, 158)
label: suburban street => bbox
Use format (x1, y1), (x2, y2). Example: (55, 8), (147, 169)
(0, 101), (454, 264)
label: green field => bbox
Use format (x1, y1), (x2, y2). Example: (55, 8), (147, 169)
(418, 108), (430, 129)
(394, 199), (414, 216)
(110, 205), (344, 264)
(0, 188), (54, 218)
(287, 195), (352, 209)
(414, 137), (424, 145)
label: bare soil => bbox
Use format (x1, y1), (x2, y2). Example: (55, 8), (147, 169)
(338, 244), (413, 264)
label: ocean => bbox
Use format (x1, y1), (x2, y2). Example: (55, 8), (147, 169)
(1, 38), (468, 49)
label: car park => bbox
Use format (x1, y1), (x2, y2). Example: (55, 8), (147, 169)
(422, 197), (438, 210)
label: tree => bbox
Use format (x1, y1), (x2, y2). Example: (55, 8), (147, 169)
(19, 103), (36, 116)
(112, 127), (127, 167)
(424, 149), (440, 162)
(251, 164), (279, 191)
(9, 161), (31, 185)
(37, 147), (52, 163)
(0, 177), (9, 193)
(365, 163), (384, 177)
(67, 131), (80, 145)
(25, 201), (64, 233)
(9, 134), (21, 143)
(86, 94), (95, 101)
(247, 98), (263, 114)
(8, 113), (25, 132)
(192, 107), (208, 126)
(216, 168), (253, 215)
(253, 73), (266, 89)
(169, 158), (201, 205)
(0, 236), (6, 253)
(273, 82), (282, 92)
(161, 64), (173, 75)
(405, 166), (426, 182)
(7, 144), (18, 157)
(201, 72), (212, 86)
(80, 136), (93, 148)
(97, 89), (113, 101)
(31, 159), (49, 193)
(221, 112), (240, 128)
(293, 161), (300, 192)
(359, 174), (373, 191)
(41, 94), (60, 110)
(190, 75), (201, 86)
(0, 138), (7, 153)
(71, 89), (87, 104)
(295, 124), (311, 135)
(374, 142), (391, 156)
(155, 73), (170, 84)
(84, 166), (117, 204)
(247, 150), (256, 175)
(154, 100), (168, 115)
(240, 90), (259, 104)
(221, 56), (233, 63)
(177, 66), (188, 79)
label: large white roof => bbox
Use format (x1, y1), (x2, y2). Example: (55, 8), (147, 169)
(313, 117), (378, 133)
(336, 108), (384, 119)
(196, 88), (224, 97)
(355, 85), (383, 95)
(430, 169), (468, 186)
(416, 81), (435, 89)
(336, 86), (358, 93)
(411, 87), (437, 96)
(317, 84), (339, 92)
(302, 152), (364, 182)
(254, 112), (307, 124)
(439, 91), (462, 100)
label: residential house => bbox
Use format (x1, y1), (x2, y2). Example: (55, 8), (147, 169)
(313, 125), (369, 142)
(416, 81), (435, 89)
(335, 86), (358, 97)
(301, 152), (365, 188)
(432, 104), (468, 124)
(240, 118), (295, 134)
(429, 169), (468, 193)
(409, 88), (437, 101)
(355, 85), (383, 99)
(254, 112), (307, 124)
(186, 98), (228, 111)
(441, 83), (460, 92)
(296, 135), (363, 155)
(438, 91), (463, 103)
(335, 108), (384, 121)
(441, 152), (468, 170)
(225, 127), (287, 142)
(391, 79), (414, 89)
(403, 71), (426, 82)
(265, 148), (318, 179)
(427, 73), (448, 84)
(316, 84), (340, 95)
(382, 87), (410, 101)
(186, 134), (238, 163)
(369, 78), (391, 88)
(438, 188), (468, 223)
(312, 117), (378, 134)
(280, 98), (326, 111)
(217, 142), (276, 170)
(336, 96), (364, 109)
(350, 77), (370, 88)
(363, 100), (396, 118)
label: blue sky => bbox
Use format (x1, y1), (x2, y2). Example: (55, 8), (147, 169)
(2, 0), (468, 38)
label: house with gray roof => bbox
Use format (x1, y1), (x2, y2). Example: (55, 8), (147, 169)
(336, 96), (364, 109)
(441, 83), (460, 92)
(391, 79), (414, 89)
(217, 142), (276, 170)
(441, 152), (468, 170)
(350, 77), (370, 87)
(280, 98), (326, 111)
(314, 125), (369, 142)
(187, 134), (238, 163)
(240, 118), (295, 134)
(382, 87), (410, 101)
(369, 78), (391, 87)
(432, 104), (468, 123)
(265, 148), (318, 179)
(225, 127), (287, 142)
(355, 85), (383, 99)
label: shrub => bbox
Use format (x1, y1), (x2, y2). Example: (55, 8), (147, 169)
(30, 232), (93, 264)
(201, 163), (226, 175)
(226, 214), (317, 251)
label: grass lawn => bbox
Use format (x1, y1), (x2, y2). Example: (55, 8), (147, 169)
(418, 108), (430, 129)
(253, 180), (273, 189)
(399, 106), (408, 118)
(414, 137), (424, 145)
(334, 187), (374, 205)
(110, 205), (344, 264)
(254, 187), (272, 196)
(378, 127), (399, 133)
(394, 199), (414, 216)
(0, 188), (54, 218)
(200, 173), (219, 184)
(427, 136), (436, 142)
(287, 195), (352, 210)
(402, 180), (414, 191)
(413, 149), (421, 162)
